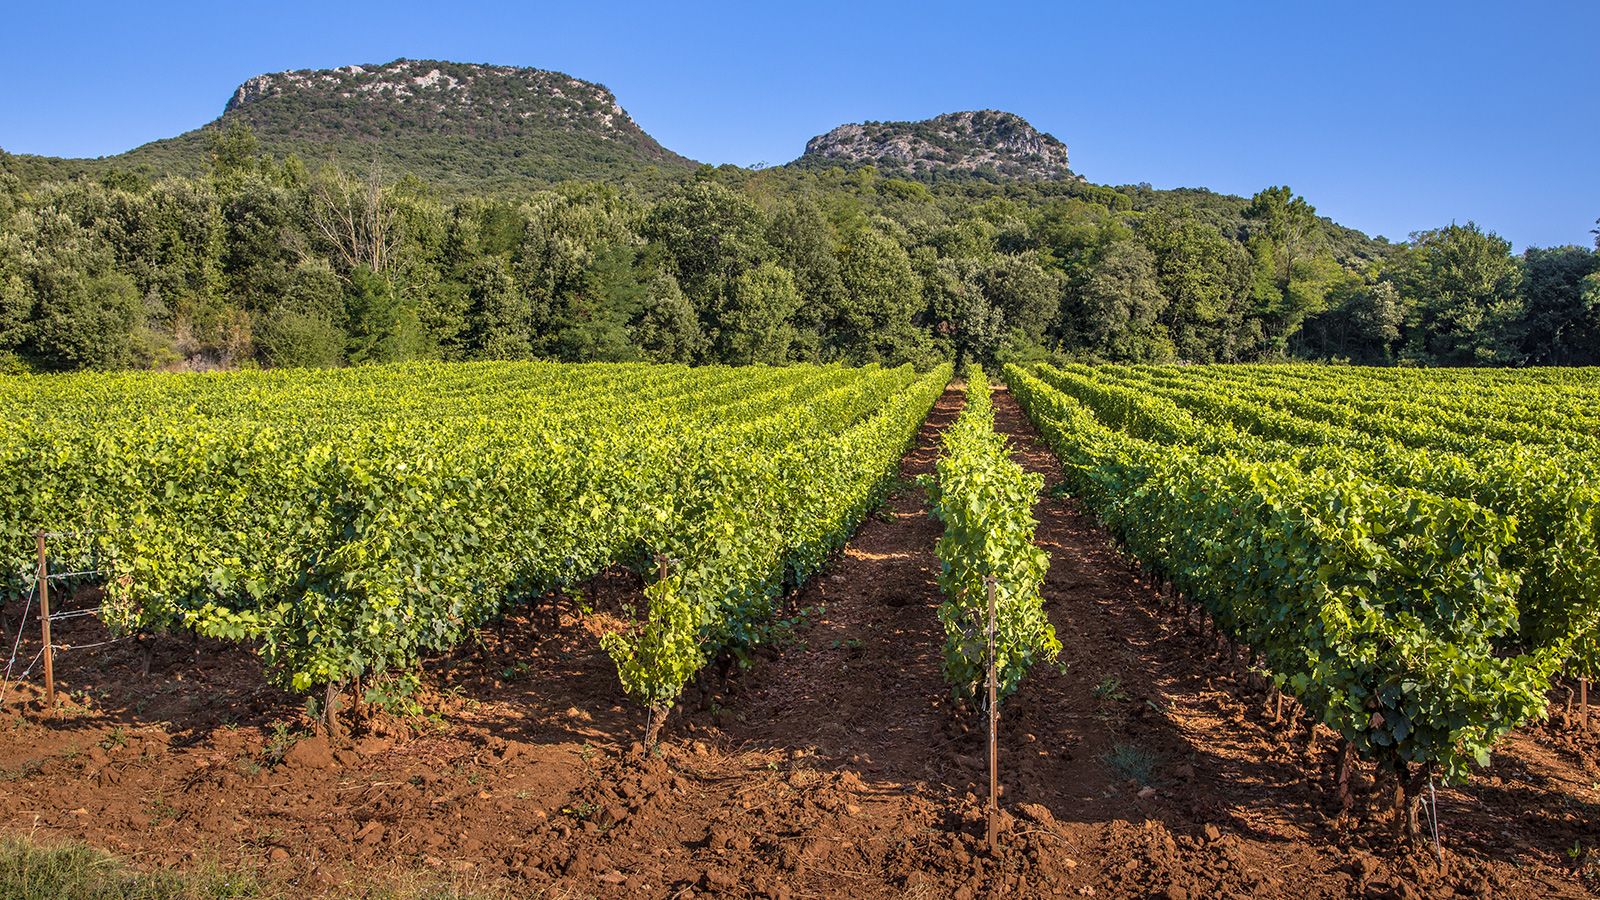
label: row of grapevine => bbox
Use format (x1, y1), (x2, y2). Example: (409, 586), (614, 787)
(1056, 363), (1600, 683)
(1005, 363), (1566, 838)
(922, 366), (1058, 703)
(607, 364), (951, 738)
(2, 361), (949, 735)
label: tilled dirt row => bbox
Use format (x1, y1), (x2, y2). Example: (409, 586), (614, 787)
(0, 384), (1596, 897)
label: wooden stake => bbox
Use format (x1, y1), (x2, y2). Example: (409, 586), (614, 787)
(36, 531), (54, 713)
(985, 575), (999, 854)
(324, 679), (341, 743)
(642, 555), (672, 752)
(1334, 737), (1357, 818)
(1580, 672), (1593, 730)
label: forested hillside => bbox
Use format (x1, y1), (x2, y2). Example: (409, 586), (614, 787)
(3, 60), (694, 191)
(0, 60), (1595, 374)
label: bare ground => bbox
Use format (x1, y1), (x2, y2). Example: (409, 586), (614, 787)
(0, 384), (1596, 898)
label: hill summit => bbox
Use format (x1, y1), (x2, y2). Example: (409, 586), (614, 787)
(112, 59), (696, 187)
(793, 110), (1077, 181)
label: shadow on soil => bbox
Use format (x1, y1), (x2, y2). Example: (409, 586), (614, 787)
(0, 384), (1591, 898)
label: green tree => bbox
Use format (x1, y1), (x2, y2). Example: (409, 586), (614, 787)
(1517, 245), (1600, 365)
(463, 256), (530, 359)
(632, 267), (706, 363)
(1139, 212), (1252, 361)
(0, 170), (19, 227)
(554, 242), (646, 362)
(1243, 186), (1317, 284)
(205, 125), (262, 179)
(1068, 239), (1172, 361)
(257, 259), (346, 368)
(916, 252), (1002, 365)
(0, 229), (32, 361)
(1243, 187), (1337, 354)
(514, 189), (638, 355)
(215, 171), (299, 323)
(835, 226), (928, 364)
(103, 179), (224, 343)
(766, 197), (844, 361)
(257, 310), (346, 368)
(29, 270), (144, 370)
(344, 266), (422, 364)
(1297, 276), (1404, 363)
(976, 253), (1061, 348)
(1394, 223), (1523, 365)
(719, 262), (801, 364)
(643, 181), (769, 320)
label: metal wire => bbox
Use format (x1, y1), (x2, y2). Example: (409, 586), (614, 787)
(17, 645), (47, 678)
(0, 645), (47, 707)
(16, 643), (46, 672)
(0, 531), (113, 708)
(48, 608), (104, 622)
(2, 587), (37, 685)
(52, 636), (131, 652)
(1426, 776), (1443, 864)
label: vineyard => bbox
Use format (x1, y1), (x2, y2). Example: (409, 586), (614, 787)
(0, 360), (1597, 898)
(925, 366), (1058, 703)
(0, 360), (948, 736)
(1006, 361), (1600, 838)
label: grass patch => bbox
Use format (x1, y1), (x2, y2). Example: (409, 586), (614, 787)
(0, 836), (260, 899)
(1103, 742), (1157, 787)
(0, 759), (44, 782)
(1091, 675), (1128, 703)
(0, 834), (529, 899)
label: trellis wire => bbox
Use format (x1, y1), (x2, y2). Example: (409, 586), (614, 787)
(1425, 775), (1443, 864)
(53, 636), (132, 652)
(45, 570), (103, 581)
(48, 608), (105, 622)
(14, 646), (48, 679)
(1, 585), (38, 703)
(0, 643), (47, 708)
(1, 528), (114, 710)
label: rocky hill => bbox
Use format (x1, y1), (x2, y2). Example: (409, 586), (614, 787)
(792, 110), (1078, 181)
(36, 59), (697, 189)
(4, 70), (1082, 190)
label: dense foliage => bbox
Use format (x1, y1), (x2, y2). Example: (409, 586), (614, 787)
(1031, 362), (1600, 682)
(1006, 362), (1596, 836)
(4, 129), (1593, 375)
(924, 366), (1058, 702)
(0, 361), (947, 729)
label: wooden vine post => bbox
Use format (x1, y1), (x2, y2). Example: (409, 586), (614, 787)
(985, 575), (999, 853)
(1581, 676), (1590, 730)
(642, 554), (672, 752)
(324, 680), (342, 743)
(36, 530), (55, 713)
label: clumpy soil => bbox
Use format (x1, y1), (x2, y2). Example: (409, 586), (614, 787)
(1, 385), (1597, 898)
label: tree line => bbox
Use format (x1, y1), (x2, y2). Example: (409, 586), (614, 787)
(1, 129), (1595, 373)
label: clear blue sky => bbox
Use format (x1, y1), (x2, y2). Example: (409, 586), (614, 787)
(3, 0), (1595, 250)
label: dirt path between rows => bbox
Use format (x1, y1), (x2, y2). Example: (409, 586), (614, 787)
(0, 382), (1595, 898)
(979, 384), (1597, 899)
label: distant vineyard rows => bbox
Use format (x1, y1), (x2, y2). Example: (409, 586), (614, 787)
(1, 360), (948, 724)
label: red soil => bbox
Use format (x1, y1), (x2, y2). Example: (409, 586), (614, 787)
(0, 384), (1596, 897)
